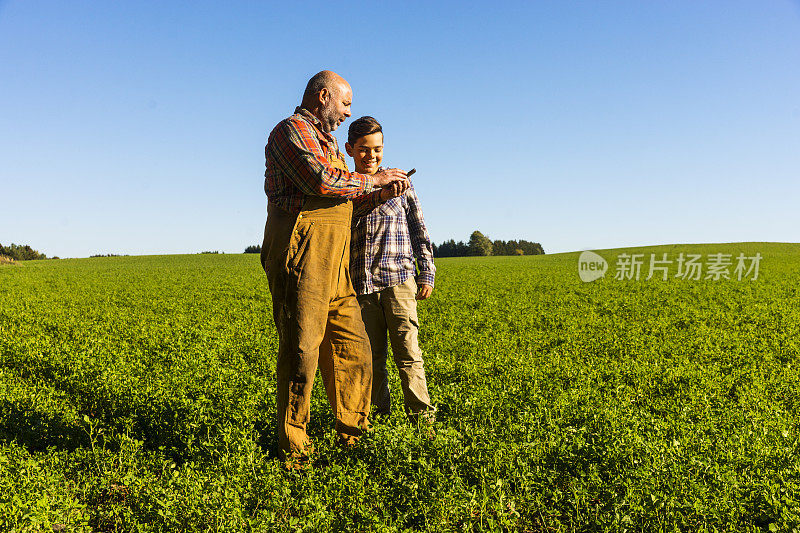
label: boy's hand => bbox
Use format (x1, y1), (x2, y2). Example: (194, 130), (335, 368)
(416, 284), (433, 300)
(373, 168), (408, 188)
(380, 180), (409, 201)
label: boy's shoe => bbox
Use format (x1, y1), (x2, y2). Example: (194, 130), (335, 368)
(408, 409), (436, 424)
(409, 409), (437, 439)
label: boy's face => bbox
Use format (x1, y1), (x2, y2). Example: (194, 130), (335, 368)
(345, 132), (383, 175)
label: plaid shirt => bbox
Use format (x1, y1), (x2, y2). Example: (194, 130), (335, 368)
(350, 181), (436, 295)
(264, 107), (378, 214)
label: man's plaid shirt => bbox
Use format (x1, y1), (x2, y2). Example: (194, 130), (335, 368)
(264, 107), (381, 214)
(350, 181), (436, 296)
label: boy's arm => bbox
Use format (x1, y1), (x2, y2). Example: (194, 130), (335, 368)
(405, 184), (436, 289)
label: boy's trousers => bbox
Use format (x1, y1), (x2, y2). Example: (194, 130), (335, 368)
(261, 197), (372, 458)
(357, 276), (435, 419)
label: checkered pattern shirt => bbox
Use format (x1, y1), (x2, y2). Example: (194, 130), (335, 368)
(350, 181), (436, 295)
(264, 107), (378, 214)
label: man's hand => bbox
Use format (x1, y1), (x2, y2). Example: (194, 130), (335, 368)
(416, 284), (433, 300)
(372, 168), (408, 188)
(380, 180), (410, 201)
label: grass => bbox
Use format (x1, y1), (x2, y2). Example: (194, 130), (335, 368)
(1, 242), (798, 531)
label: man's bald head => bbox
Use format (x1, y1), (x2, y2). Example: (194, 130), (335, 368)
(300, 70), (353, 132)
(302, 70), (348, 103)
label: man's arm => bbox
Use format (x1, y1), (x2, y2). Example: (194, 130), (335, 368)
(270, 119), (409, 200)
(405, 184), (436, 297)
(270, 118), (374, 198)
(353, 179), (411, 217)
(352, 190), (383, 217)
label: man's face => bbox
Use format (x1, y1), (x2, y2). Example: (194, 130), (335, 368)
(318, 82), (352, 132)
(345, 132), (383, 175)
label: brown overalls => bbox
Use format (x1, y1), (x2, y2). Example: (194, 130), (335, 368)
(261, 153), (372, 458)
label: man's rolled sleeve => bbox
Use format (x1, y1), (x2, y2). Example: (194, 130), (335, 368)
(405, 185), (436, 287)
(353, 189), (384, 217)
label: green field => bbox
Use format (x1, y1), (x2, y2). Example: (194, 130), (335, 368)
(1, 243), (798, 531)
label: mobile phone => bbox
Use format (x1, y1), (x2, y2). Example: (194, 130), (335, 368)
(406, 168), (416, 177)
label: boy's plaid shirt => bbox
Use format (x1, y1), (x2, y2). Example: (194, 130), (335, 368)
(350, 182), (436, 296)
(264, 107), (380, 214)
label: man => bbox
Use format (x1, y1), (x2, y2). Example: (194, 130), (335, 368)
(346, 116), (437, 422)
(260, 71), (408, 460)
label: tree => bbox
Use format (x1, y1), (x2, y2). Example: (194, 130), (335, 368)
(467, 231), (493, 256)
(0, 243), (48, 261)
(433, 234), (545, 257)
(492, 240), (507, 256)
(433, 239), (468, 257)
(245, 245), (261, 254)
(518, 240), (544, 255)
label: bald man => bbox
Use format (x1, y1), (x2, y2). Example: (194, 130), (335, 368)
(261, 70), (408, 461)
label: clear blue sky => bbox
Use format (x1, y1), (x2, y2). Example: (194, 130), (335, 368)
(2, 1), (798, 257)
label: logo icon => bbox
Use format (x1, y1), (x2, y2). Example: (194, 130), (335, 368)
(578, 251), (608, 283)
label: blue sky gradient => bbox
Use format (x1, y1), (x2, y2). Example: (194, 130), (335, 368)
(1, 1), (798, 257)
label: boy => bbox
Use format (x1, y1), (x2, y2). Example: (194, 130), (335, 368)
(347, 116), (436, 422)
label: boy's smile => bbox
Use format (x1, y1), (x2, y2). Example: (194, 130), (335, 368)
(346, 132), (383, 175)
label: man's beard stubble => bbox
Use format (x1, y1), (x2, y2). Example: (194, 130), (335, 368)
(318, 100), (338, 133)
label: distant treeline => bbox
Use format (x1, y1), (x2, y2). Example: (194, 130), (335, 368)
(0, 243), (54, 261)
(244, 232), (543, 258)
(433, 231), (544, 257)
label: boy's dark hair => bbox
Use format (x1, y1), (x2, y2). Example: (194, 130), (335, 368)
(348, 116), (383, 145)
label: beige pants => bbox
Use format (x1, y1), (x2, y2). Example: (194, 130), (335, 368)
(357, 276), (434, 419)
(261, 197), (372, 458)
